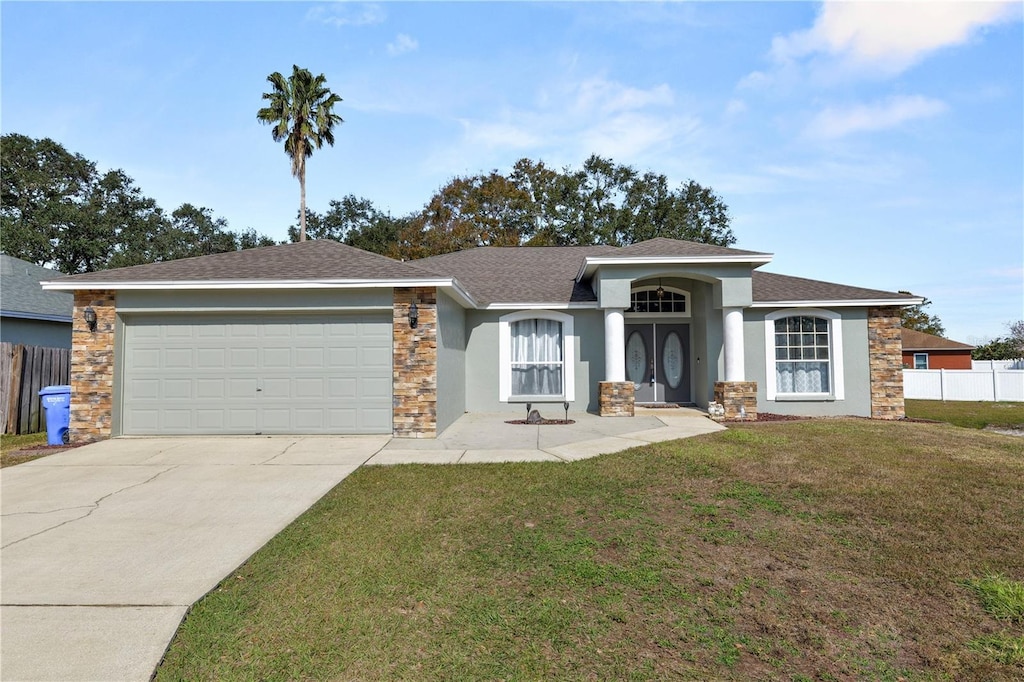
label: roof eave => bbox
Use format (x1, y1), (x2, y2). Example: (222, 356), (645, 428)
(576, 254), (773, 281)
(0, 310), (73, 323)
(40, 277), (480, 308)
(749, 297), (924, 308)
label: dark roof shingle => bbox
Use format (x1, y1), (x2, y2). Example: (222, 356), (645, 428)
(752, 271), (915, 304)
(43, 240), (439, 284)
(415, 246), (616, 305)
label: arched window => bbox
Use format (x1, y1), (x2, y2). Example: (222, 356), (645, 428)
(626, 286), (689, 316)
(498, 311), (575, 401)
(764, 309), (844, 400)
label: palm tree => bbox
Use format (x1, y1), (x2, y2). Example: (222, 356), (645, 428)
(257, 65), (343, 242)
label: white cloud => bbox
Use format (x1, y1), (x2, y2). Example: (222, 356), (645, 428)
(772, 0), (1018, 74)
(805, 95), (948, 139)
(306, 3), (385, 28)
(457, 76), (695, 160)
(387, 33), (418, 56)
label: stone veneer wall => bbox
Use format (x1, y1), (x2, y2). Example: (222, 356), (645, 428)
(599, 381), (635, 417)
(393, 287), (438, 438)
(70, 290), (116, 442)
(714, 381), (758, 420)
(868, 306), (905, 419)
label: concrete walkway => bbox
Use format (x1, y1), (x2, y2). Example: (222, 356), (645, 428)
(0, 408), (721, 681)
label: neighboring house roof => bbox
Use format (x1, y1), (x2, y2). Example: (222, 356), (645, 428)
(751, 271), (919, 307)
(901, 328), (974, 351)
(40, 238), (920, 309)
(0, 254), (73, 322)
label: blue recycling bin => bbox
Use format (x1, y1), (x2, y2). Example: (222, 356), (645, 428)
(39, 385), (71, 445)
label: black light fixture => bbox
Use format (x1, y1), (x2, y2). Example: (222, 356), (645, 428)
(656, 279), (665, 300)
(408, 301), (419, 329)
(83, 306), (98, 332)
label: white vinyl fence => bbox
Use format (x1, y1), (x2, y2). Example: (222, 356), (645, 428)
(972, 359), (1024, 371)
(904, 368), (1024, 401)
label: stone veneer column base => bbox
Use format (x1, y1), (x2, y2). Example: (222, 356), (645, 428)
(393, 287), (438, 438)
(868, 306), (905, 420)
(714, 381), (757, 421)
(599, 381), (635, 417)
(71, 290), (116, 443)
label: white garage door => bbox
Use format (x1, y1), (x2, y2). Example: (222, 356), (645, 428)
(121, 313), (392, 435)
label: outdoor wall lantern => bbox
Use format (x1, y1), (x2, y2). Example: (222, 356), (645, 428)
(408, 301), (419, 329)
(83, 306), (98, 332)
(656, 279), (665, 300)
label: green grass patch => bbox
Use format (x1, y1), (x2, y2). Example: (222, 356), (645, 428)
(156, 419), (1024, 681)
(967, 633), (1024, 666)
(965, 575), (1024, 624)
(906, 399), (1024, 430)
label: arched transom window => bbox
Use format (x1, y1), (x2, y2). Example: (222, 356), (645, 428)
(626, 286), (689, 315)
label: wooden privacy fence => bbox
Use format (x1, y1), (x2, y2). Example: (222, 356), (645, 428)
(1, 343), (71, 435)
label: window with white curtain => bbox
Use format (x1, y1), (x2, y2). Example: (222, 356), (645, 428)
(498, 311), (575, 402)
(764, 309), (844, 401)
(774, 316), (830, 394)
(510, 319), (563, 396)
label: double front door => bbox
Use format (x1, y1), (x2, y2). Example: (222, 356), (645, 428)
(625, 323), (690, 403)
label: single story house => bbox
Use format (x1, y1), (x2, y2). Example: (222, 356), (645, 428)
(1, 254), (73, 348)
(901, 328), (974, 370)
(41, 238), (920, 441)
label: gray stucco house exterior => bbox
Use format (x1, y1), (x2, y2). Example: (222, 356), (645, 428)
(1, 254), (73, 348)
(42, 238), (919, 442)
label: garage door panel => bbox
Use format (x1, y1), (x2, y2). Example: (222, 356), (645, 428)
(123, 313), (393, 435)
(164, 379), (192, 400)
(362, 377), (392, 399)
(165, 348), (193, 369)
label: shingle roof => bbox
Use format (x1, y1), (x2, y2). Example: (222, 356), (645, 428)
(415, 246), (617, 305)
(38, 237), (918, 308)
(616, 237), (770, 258)
(901, 328), (974, 351)
(752, 271), (916, 304)
(43, 239), (440, 284)
(0, 254), (73, 321)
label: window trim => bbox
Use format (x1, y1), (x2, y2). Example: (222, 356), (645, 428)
(499, 310), (575, 402)
(913, 353), (929, 370)
(764, 308), (844, 401)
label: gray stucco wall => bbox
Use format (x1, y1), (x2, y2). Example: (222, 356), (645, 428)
(0, 317), (72, 349)
(464, 309), (604, 415)
(436, 291), (467, 433)
(744, 308), (872, 417)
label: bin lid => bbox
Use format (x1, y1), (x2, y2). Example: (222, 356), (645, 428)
(38, 385), (71, 395)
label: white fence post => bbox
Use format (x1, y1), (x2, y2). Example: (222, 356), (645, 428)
(994, 369), (1000, 401)
(939, 368), (946, 401)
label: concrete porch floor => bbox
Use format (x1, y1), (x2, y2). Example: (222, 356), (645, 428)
(371, 406), (725, 465)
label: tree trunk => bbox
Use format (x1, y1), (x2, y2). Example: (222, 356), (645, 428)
(299, 170), (307, 242)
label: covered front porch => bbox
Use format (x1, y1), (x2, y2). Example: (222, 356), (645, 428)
(580, 251), (769, 420)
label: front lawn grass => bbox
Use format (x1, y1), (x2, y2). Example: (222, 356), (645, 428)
(906, 399), (1024, 430)
(155, 420), (1024, 681)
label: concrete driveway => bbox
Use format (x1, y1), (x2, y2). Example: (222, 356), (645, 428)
(1, 408), (722, 681)
(0, 435), (388, 682)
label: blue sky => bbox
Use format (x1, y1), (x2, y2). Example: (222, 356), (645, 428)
(2, 1), (1021, 344)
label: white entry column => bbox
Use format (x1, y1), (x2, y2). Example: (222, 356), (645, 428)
(723, 307), (746, 381)
(604, 308), (625, 382)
